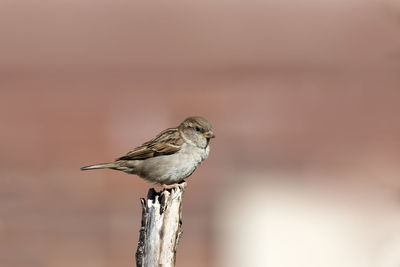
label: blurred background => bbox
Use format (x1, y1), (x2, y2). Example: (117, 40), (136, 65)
(1, 0), (400, 266)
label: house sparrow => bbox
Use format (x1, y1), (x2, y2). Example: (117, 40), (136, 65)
(81, 116), (215, 185)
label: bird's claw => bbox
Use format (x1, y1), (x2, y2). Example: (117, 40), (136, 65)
(162, 181), (187, 191)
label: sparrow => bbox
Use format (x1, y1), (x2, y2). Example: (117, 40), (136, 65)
(80, 116), (215, 185)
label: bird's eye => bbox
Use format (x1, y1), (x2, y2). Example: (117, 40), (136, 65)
(195, 126), (201, 132)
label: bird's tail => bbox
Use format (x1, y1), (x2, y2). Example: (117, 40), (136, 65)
(80, 162), (117, 171)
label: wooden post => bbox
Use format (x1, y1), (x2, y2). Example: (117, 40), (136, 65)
(135, 182), (186, 267)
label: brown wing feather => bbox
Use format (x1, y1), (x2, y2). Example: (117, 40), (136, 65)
(116, 128), (183, 161)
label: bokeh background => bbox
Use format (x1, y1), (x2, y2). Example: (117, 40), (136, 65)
(1, 0), (400, 266)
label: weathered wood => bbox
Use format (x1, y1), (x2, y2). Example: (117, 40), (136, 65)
(136, 183), (186, 267)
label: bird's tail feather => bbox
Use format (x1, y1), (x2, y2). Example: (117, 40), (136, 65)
(80, 163), (116, 171)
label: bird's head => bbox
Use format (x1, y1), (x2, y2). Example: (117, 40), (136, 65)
(179, 116), (215, 148)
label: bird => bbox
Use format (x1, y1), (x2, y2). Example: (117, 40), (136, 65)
(80, 116), (215, 185)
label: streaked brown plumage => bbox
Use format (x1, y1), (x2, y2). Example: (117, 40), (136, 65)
(117, 128), (184, 161)
(81, 116), (215, 184)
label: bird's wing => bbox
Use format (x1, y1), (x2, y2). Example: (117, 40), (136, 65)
(116, 128), (183, 161)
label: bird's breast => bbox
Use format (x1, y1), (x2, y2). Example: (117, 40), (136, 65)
(138, 143), (209, 184)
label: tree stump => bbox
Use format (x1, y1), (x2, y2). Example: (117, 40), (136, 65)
(135, 182), (186, 267)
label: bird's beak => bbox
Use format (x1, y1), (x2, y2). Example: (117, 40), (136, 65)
(204, 131), (215, 139)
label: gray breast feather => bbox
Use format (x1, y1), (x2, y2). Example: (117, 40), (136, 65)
(135, 143), (209, 184)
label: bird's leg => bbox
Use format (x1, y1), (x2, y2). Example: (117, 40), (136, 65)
(162, 181), (187, 191)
